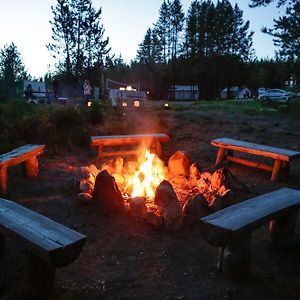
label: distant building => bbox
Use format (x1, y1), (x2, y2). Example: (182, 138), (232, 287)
(169, 85), (199, 101)
(220, 86), (251, 99)
(22, 79), (46, 99)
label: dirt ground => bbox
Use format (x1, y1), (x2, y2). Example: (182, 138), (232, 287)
(1, 103), (300, 300)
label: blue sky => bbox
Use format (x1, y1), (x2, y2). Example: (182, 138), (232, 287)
(0, 0), (284, 78)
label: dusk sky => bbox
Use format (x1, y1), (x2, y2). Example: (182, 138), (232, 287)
(0, 0), (285, 78)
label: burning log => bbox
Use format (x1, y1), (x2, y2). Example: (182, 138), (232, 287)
(92, 170), (125, 214)
(168, 151), (191, 177)
(155, 180), (183, 230)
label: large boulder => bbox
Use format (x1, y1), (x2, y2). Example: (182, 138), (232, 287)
(92, 170), (124, 214)
(182, 194), (210, 225)
(155, 180), (183, 230)
(168, 151), (191, 177)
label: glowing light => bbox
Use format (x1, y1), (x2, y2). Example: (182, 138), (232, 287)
(122, 102), (128, 107)
(87, 101), (92, 107)
(134, 101), (140, 107)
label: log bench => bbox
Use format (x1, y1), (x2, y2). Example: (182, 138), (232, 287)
(91, 133), (170, 165)
(211, 138), (300, 181)
(0, 144), (45, 194)
(199, 187), (300, 278)
(0, 197), (86, 299)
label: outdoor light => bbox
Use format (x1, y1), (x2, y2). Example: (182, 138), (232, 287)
(87, 101), (92, 107)
(122, 102), (128, 107)
(134, 101), (140, 107)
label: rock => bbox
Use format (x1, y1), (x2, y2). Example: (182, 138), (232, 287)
(79, 181), (93, 194)
(189, 162), (200, 179)
(144, 211), (163, 228)
(88, 164), (99, 178)
(211, 168), (225, 190)
(129, 197), (147, 220)
(182, 194), (210, 225)
(168, 151), (191, 177)
(155, 180), (183, 230)
(92, 170), (124, 214)
(78, 192), (93, 203)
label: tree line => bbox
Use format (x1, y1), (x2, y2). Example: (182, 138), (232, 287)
(0, 0), (299, 100)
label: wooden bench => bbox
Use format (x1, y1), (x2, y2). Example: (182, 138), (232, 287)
(91, 133), (170, 165)
(0, 197), (86, 299)
(199, 188), (300, 278)
(211, 138), (300, 181)
(0, 144), (45, 194)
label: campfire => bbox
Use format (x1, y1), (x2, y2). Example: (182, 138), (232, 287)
(77, 148), (233, 229)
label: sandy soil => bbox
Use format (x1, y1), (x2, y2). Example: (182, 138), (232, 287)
(1, 104), (300, 300)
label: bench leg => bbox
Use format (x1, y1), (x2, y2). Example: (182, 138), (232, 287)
(269, 211), (298, 249)
(0, 166), (7, 195)
(0, 234), (5, 257)
(23, 156), (39, 177)
(219, 233), (252, 278)
(271, 159), (281, 181)
(215, 147), (225, 165)
(23, 251), (56, 300)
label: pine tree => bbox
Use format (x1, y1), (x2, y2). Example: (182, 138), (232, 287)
(48, 0), (110, 81)
(155, 0), (171, 63)
(170, 0), (185, 59)
(0, 43), (27, 98)
(262, 2), (300, 61)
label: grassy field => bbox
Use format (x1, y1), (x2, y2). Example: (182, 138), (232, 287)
(1, 98), (299, 154)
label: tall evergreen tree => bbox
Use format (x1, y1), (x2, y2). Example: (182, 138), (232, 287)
(48, 0), (74, 78)
(170, 0), (185, 59)
(0, 43), (27, 98)
(249, 0), (295, 7)
(262, 2), (300, 61)
(48, 0), (110, 81)
(155, 0), (171, 63)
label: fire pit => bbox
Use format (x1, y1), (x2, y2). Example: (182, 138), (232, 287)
(77, 147), (233, 229)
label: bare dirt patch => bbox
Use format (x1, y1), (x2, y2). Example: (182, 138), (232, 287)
(1, 105), (300, 300)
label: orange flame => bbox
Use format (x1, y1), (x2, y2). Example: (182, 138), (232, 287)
(126, 150), (166, 200)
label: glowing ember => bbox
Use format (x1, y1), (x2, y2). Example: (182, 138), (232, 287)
(127, 150), (166, 199)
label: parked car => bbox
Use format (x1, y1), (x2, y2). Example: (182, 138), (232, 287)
(258, 88), (295, 102)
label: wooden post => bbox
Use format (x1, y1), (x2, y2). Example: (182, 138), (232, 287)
(271, 159), (281, 181)
(215, 147), (225, 165)
(268, 211), (298, 249)
(23, 157), (39, 177)
(0, 166), (7, 195)
(23, 251), (56, 300)
(0, 234), (5, 257)
(221, 234), (252, 278)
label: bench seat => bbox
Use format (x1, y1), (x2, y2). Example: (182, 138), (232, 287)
(0, 144), (45, 194)
(0, 197), (86, 298)
(91, 133), (169, 165)
(211, 138), (300, 181)
(199, 188), (300, 278)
